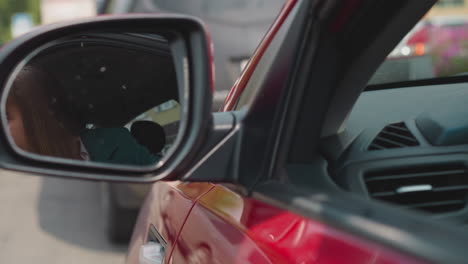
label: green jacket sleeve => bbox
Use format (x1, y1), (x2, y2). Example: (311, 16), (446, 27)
(81, 127), (158, 166)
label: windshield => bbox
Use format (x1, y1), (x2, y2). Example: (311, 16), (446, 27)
(369, 0), (468, 85)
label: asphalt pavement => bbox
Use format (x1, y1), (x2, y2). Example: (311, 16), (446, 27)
(0, 169), (127, 263)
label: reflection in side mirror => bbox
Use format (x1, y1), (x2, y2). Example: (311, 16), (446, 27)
(4, 32), (182, 168)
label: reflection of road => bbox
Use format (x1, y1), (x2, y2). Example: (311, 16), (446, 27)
(0, 170), (126, 264)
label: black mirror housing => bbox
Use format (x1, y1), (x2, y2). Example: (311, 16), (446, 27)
(0, 15), (215, 182)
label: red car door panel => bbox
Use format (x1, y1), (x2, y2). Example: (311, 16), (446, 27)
(171, 185), (426, 264)
(127, 182), (214, 264)
(170, 185), (274, 264)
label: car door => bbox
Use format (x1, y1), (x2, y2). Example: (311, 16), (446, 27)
(170, 0), (394, 262)
(127, 182), (214, 264)
(170, 185), (285, 264)
(171, 0), (468, 263)
(174, 186), (430, 264)
(168, 0), (300, 262)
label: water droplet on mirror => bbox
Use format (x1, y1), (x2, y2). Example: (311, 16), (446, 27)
(100, 66), (106, 72)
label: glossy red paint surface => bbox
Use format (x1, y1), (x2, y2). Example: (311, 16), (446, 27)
(126, 182), (213, 264)
(172, 185), (427, 264)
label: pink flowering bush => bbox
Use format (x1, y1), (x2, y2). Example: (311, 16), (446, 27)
(430, 23), (468, 76)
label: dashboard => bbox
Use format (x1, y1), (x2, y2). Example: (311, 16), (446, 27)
(322, 82), (468, 223)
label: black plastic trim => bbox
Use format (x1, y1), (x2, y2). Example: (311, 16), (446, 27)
(182, 111), (242, 183)
(338, 154), (468, 220)
(366, 74), (468, 91)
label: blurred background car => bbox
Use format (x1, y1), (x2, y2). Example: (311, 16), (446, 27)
(97, 0), (285, 243)
(369, 21), (435, 85)
(371, 1), (468, 85)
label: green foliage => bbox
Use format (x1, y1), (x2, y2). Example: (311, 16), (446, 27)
(435, 55), (468, 77)
(0, 0), (41, 44)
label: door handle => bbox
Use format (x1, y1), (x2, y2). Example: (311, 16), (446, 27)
(140, 225), (167, 264)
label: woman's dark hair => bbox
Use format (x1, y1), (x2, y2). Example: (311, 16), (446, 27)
(7, 65), (82, 159)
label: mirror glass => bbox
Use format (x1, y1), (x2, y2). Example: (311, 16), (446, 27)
(3, 31), (184, 168)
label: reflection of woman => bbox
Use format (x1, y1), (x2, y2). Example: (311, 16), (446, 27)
(6, 66), (83, 159)
(6, 65), (159, 165)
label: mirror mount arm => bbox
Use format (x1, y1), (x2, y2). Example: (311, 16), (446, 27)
(180, 111), (244, 184)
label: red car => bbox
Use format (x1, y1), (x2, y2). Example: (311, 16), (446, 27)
(1, 1), (468, 264)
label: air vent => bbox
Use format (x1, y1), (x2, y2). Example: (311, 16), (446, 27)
(364, 164), (468, 213)
(368, 122), (419, 151)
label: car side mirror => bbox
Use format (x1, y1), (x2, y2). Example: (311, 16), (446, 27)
(0, 15), (234, 183)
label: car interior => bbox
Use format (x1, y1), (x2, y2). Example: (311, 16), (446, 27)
(322, 82), (468, 223)
(311, 9), (468, 224)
